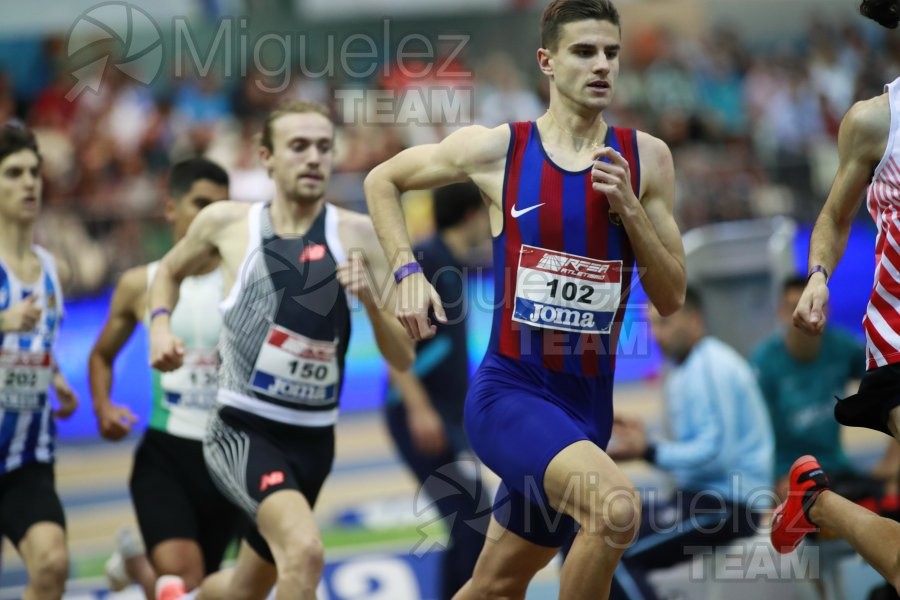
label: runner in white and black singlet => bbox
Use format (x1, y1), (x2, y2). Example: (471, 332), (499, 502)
(213, 200), (352, 427)
(89, 158), (237, 599)
(148, 100), (413, 600)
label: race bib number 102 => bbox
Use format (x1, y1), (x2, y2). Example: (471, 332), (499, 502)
(512, 245), (622, 334)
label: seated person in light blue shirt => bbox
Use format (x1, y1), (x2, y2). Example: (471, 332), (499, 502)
(607, 287), (774, 600)
(752, 275), (867, 501)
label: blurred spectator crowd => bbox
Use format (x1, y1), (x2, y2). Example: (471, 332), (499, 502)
(0, 17), (893, 296)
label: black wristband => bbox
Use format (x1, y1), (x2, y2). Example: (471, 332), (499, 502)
(642, 444), (657, 464)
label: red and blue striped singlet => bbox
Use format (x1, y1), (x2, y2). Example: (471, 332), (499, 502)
(488, 121), (639, 377)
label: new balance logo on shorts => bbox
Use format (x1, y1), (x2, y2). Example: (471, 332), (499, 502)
(260, 470), (285, 492)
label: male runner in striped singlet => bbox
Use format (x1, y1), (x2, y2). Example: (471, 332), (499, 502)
(89, 158), (239, 599)
(772, 0), (900, 591)
(365, 1), (685, 597)
(796, 0), (900, 444)
(0, 122), (78, 599)
(149, 99), (414, 600)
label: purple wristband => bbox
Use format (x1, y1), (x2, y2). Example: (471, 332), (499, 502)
(394, 262), (423, 284)
(150, 307), (171, 321)
(807, 265), (829, 284)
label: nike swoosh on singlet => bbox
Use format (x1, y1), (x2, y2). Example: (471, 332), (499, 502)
(510, 203), (545, 218)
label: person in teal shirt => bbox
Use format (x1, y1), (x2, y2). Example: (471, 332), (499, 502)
(752, 275), (866, 498)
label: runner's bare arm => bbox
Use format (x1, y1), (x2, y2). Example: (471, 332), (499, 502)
(148, 202), (241, 315)
(808, 97), (887, 280)
(348, 214), (415, 370)
(149, 202), (243, 371)
(364, 124), (509, 272)
(597, 133), (685, 315)
(387, 365), (448, 456)
(365, 125), (508, 340)
(88, 266), (145, 435)
(795, 96), (887, 333)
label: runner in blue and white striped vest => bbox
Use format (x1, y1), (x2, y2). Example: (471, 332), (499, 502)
(0, 121), (78, 599)
(0, 245), (64, 473)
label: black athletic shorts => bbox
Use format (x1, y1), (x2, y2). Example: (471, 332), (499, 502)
(0, 462), (65, 546)
(204, 406), (335, 564)
(130, 428), (242, 574)
(836, 363), (900, 436)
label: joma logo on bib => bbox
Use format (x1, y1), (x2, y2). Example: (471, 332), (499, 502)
(267, 379), (329, 402)
(528, 304), (596, 329)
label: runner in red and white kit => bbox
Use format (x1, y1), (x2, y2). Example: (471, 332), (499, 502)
(775, 1), (900, 591)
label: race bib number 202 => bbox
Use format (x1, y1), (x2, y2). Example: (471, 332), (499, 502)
(0, 351), (52, 411)
(512, 245), (622, 334)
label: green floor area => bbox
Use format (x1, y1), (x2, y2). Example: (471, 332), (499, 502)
(69, 524), (441, 579)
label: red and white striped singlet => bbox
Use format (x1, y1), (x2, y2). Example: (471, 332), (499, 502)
(864, 78), (900, 369)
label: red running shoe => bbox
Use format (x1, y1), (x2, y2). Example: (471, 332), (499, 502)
(155, 575), (186, 600)
(771, 455), (830, 553)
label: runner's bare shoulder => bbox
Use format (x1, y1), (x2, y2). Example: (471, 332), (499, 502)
(843, 94), (890, 163)
(191, 201), (252, 239)
(447, 124), (511, 171)
(329, 203), (377, 242)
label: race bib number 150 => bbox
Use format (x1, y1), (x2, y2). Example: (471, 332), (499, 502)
(250, 325), (339, 406)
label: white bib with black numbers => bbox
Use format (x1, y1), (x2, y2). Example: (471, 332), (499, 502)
(512, 245), (622, 334)
(160, 348), (219, 411)
(249, 324), (339, 407)
(0, 350), (52, 412)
